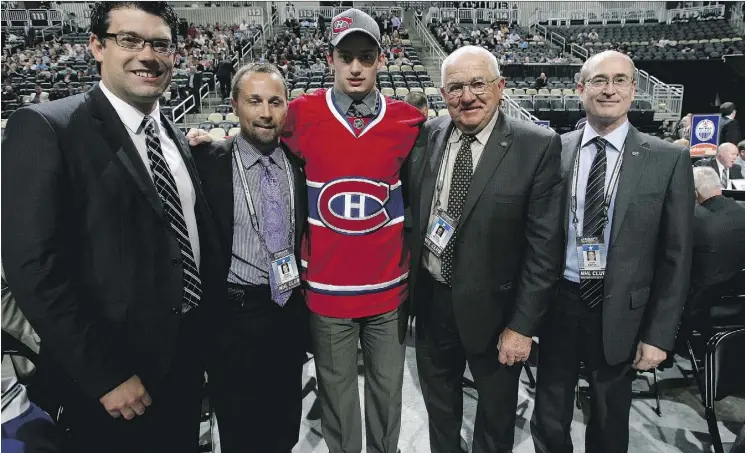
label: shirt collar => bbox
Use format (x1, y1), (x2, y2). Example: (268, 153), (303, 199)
(581, 119), (630, 153)
(332, 86), (380, 115)
(716, 158), (726, 174)
(235, 134), (285, 170)
(99, 80), (162, 135)
(449, 109), (500, 146)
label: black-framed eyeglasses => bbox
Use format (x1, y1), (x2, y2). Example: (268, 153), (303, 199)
(100, 33), (176, 55)
(444, 78), (500, 98)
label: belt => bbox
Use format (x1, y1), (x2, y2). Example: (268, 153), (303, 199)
(226, 282), (271, 303)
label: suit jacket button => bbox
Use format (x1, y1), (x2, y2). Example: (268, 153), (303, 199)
(171, 306), (181, 314)
(172, 258), (182, 265)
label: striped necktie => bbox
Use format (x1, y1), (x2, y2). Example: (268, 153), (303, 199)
(142, 116), (202, 314)
(581, 137), (607, 309)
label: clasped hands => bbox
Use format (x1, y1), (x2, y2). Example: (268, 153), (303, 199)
(497, 327), (532, 366)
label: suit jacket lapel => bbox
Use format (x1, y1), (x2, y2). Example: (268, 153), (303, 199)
(561, 130), (583, 241)
(283, 145), (307, 251)
(418, 119), (452, 236)
(88, 86), (165, 220)
(609, 126), (651, 246)
(460, 112), (512, 225)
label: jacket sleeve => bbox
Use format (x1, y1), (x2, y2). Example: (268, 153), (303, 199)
(1, 108), (132, 400)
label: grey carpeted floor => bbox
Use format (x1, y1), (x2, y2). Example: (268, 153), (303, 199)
(202, 336), (745, 453)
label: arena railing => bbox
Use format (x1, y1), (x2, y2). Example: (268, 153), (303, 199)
(412, 14), (538, 123)
(172, 95), (196, 124)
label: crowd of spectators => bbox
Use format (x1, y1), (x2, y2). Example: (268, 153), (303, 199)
(429, 18), (580, 65)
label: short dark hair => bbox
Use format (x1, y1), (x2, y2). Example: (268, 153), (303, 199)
(231, 63), (288, 102)
(737, 139), (745, 152)
(90, 2), (178, 42)
(89, 2), (178, 73)
(720, 102), (736, 117)
(404, 91), (428, 110)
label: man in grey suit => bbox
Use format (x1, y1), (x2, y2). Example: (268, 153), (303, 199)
(531, 50), (694, 453)
(404, 46), (565, 453)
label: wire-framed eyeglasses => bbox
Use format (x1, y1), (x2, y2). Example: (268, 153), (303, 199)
(444, 78), (500, 98)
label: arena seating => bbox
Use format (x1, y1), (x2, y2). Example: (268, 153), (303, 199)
(429, 18), (582, 65)
(550, 19), (745, 61)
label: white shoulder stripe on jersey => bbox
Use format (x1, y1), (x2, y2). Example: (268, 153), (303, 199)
(305, 271), (409, 292)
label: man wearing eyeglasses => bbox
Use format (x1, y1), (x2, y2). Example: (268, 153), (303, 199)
(405, 45), (565, 453)
(1, 3), (220, 453)
(531, 50), (693, 453)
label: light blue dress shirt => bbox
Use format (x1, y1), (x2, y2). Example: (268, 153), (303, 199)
(564, 121), (630, 283)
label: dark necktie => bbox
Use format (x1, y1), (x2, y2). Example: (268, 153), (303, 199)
(441, 134), (476, 286)
(721, 167), (729, 189)
(347, 100), (373, 118)
(258, 155), (291, 306)
(142, 116), (202, 314)
(581, 137), (607, 309)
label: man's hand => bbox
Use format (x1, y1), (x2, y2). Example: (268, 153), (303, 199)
(497, 327), (532, 366)
(186, 128), (218, 146)
(99, 375), (152, 420)
(632, 342), (666, 371)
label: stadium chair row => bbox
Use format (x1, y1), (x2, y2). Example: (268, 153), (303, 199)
(504, 88), (578, 96)
(204, 111), (239, 123)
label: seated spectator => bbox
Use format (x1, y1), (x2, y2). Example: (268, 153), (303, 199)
(694, 143), (744, 188)
(689, 166), (745, 300)
(736, 140), (745, 170)
(588, 29), (599, 40)
(27, 85), (48, 104)
(534, 72), (548, 89)
(404, 91), (428, 117)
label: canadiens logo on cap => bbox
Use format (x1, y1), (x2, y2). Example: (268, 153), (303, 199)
(332, 17), (353, 35)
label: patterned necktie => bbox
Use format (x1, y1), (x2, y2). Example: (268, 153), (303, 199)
(581, 137), (608, 309)
(347, 100), (373, 118)
(142, 116), (202, 313)
(441, 134), (476, 286)
(721, 167), (729, 189)
(258, 155), (291, 306)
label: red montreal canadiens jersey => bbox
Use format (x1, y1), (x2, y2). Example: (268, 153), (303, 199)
(282, 88), (424, 318)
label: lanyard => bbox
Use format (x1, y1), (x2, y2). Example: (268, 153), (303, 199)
(233, 141), (295, 246)
(570, 139), (624, 237)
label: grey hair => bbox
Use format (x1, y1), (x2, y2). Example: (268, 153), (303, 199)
(716, 141), (737, 156)
(578, 50), (636, 83)
(693, 166), (722, 199)
(440, 45), (501, 88)
(231, 62), (288, 102)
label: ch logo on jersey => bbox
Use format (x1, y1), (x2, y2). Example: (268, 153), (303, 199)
(332, 17), (353, 35)
(318, 178), (391, 235)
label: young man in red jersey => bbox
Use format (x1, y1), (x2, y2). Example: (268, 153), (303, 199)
(187, 9), (424, 451)
(280, 9), (424, 453)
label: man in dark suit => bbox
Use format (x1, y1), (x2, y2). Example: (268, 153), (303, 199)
(719, 101), (742, 145)
(1, 3), (220, 453)
(694, 142), (744, 189)
(215, 56), (235, 101)
(689, 166), (745, 299)
(188, 63), (203, 113)
(405, 46), (565, 453)
(531, 50), (694, 453)
(190, 63), (309, 453)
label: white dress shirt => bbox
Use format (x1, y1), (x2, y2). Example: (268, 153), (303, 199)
(716, 159), (733, 189)
(424, 111), (500, 282)
(99, 81), (201, 269)
(564, 120), (629, 283)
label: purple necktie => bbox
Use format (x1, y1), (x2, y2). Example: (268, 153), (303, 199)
(259, 155), (291, 306)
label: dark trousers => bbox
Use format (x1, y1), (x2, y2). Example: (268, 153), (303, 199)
(415, 271), (522, 453)
(190, 87), (201, 113)
(531, 279), (634, 453)
(63, 307), (207, 453)
(218, 77), (231, 101)
(208, 283), (306, 453)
